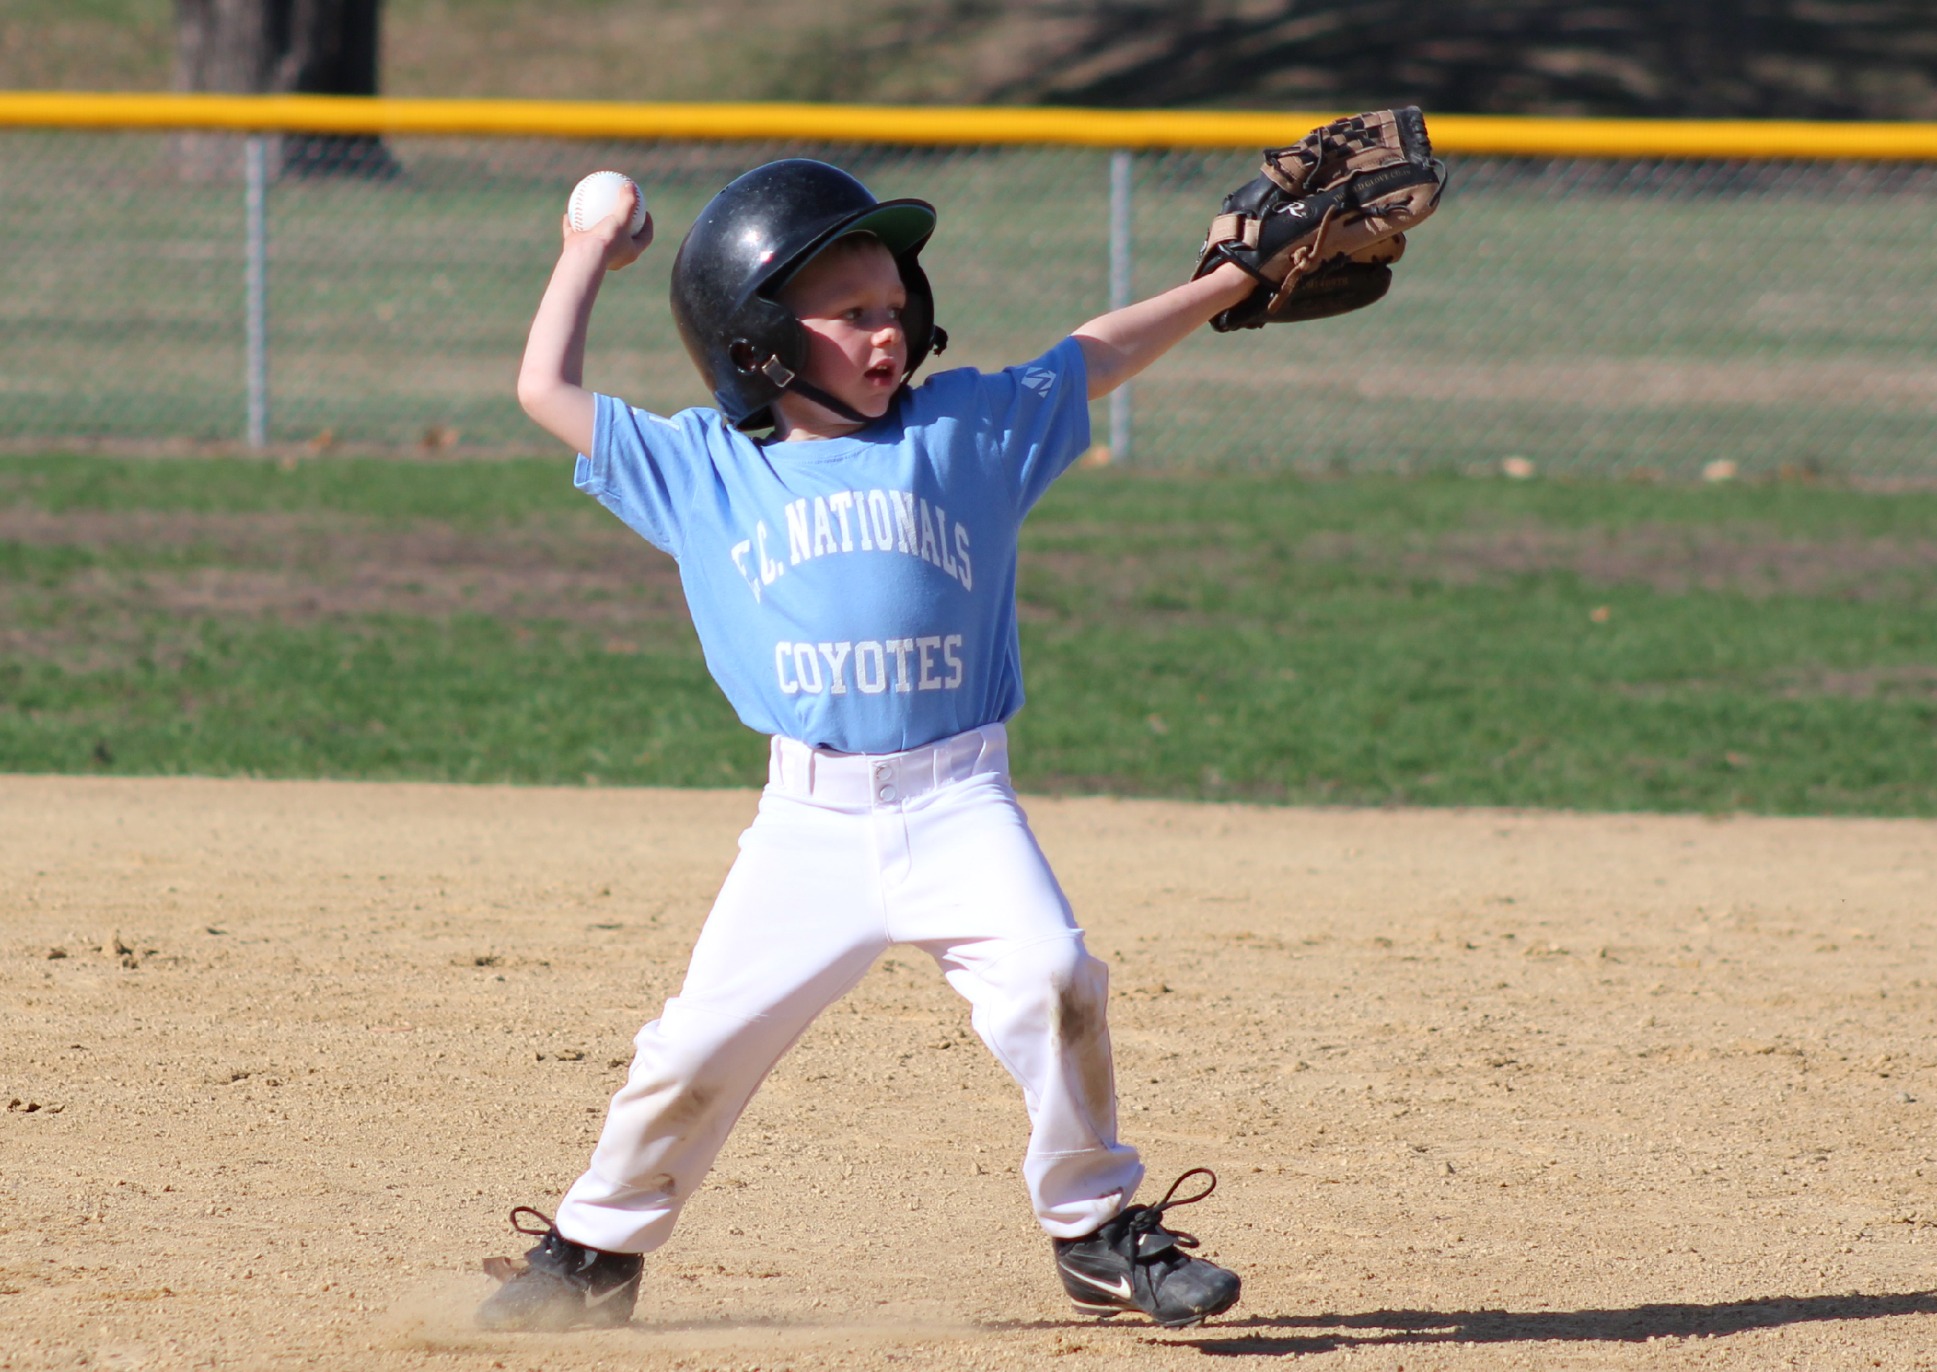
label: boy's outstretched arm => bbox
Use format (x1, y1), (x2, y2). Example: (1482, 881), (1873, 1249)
(517, 191), (654, 454)
(1072, 261), (1254, 401)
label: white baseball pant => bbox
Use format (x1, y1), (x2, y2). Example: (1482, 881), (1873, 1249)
(554, 722), (1145, 1253)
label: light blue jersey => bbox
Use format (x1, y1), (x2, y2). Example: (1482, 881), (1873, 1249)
(575, 337), (1091, 754)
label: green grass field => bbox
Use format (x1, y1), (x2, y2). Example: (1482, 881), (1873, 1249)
(4, 453), (1932, 815)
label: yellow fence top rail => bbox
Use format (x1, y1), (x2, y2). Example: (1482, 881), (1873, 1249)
(5, 91), (1937, 159)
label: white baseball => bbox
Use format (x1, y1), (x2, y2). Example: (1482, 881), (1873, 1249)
(567, 170), (648, 236)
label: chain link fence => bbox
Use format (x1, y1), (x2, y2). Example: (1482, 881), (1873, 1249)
(3, 124), (1934, 480)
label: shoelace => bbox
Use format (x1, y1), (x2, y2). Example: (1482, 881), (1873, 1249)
(508, 1205), (557, 1238)
(1123, 1168), (1218, 1253)
(505, 1205), (616, 1277)
(480, 1206), (561, 1286)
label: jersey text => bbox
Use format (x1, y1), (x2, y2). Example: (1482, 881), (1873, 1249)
(774, 634), (966, 696)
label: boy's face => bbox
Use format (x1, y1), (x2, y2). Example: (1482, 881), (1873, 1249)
(776, 237), (908, 436)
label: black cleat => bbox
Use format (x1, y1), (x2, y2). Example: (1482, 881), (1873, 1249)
(475, 1206), (644, 1331)
(1053, 1169), (1241, 1329)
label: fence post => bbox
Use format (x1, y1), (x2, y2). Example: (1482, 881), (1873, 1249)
(1108, 148), (1132, 463)
(243, 134), (268, 450)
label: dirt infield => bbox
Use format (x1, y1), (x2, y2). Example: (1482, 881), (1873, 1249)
(5, 774), (1936, 1371)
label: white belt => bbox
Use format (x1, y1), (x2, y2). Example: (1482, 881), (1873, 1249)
(766, 724), (1009, 808)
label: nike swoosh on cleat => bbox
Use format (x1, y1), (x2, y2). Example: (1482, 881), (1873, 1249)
(583, 1284), (634, 1309)
(1062, 1268), (1134, 1301)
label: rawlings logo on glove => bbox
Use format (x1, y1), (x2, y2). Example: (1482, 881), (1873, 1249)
(1193, 106), (1447, 331)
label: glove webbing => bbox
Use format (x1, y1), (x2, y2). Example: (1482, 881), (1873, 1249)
(1262, 108), (1432, 198)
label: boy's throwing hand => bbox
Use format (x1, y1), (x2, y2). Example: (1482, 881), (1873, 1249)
(563, 182), (655, 273)
(519, 182), (655, 454)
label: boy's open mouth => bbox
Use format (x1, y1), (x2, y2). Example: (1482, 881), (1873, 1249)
(865, 361), (897, 384)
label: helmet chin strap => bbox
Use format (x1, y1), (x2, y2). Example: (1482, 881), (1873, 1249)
(756, 354), (876, 427)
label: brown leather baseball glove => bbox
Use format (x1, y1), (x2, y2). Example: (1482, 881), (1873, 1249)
(1194, 106), (1447, 330)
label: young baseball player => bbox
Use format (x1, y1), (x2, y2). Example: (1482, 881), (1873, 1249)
(476, 156), (1264, 1334)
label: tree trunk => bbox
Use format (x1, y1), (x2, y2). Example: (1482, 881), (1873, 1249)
(174, 0), (276, 178)
(173, 0), (394, 180)
(175, 0), (279, 92)
(275, 0), (395, 178)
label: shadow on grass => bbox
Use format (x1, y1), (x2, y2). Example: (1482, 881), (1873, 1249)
(1169, 1290), (1937, 1357)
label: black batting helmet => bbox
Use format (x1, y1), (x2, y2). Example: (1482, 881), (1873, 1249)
(669, 158), (946, 432)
